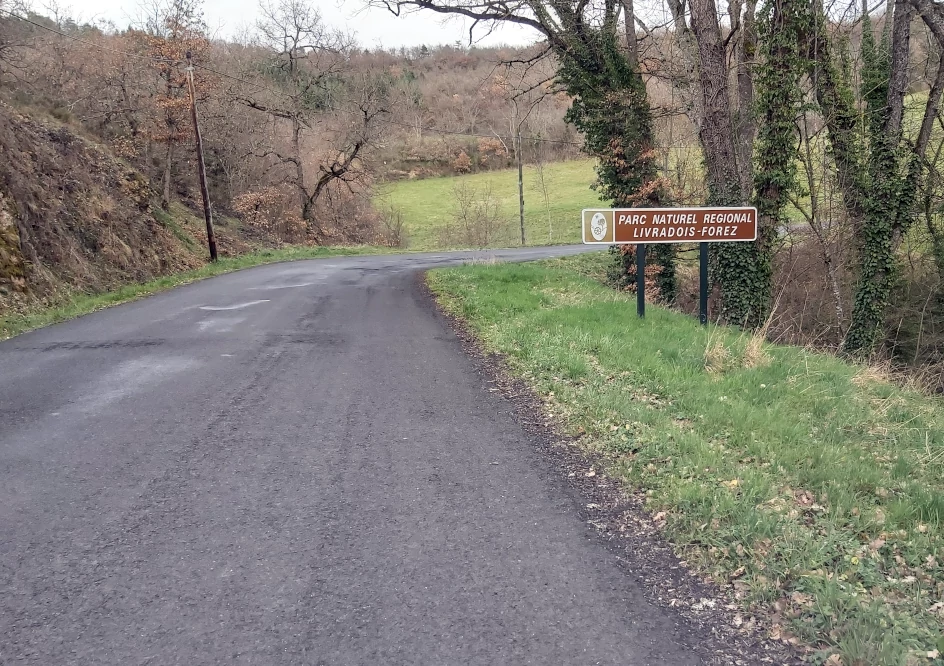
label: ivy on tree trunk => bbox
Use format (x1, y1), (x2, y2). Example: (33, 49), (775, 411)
(558, 16), (677, 303)
(842, 5), (918, 356)
(377, 0), (678, 302)
(690, 0), (772, 327)
(751, 0), (809, 325)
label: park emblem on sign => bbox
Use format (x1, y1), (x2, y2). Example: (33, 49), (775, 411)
(581, 207), (758, 244)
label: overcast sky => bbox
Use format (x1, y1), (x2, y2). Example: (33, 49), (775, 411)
(56, 0), (542, 48)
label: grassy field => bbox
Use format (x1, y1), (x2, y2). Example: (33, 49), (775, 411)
(375, 155), (804, 250)
(375, 160), (603, 250)
(429, 254), (944, 666)
(377, 103), (944, 253)
(0, 245), (390, 340)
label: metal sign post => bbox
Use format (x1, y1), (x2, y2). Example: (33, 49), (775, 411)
(582, 207), (758, 323)
(699, 241), (709, 325)
(636, 244), (646, 318)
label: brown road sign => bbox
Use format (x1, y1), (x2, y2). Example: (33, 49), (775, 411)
(582, 207), (757, 244)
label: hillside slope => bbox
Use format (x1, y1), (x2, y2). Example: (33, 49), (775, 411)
(0, 101), (240, 313)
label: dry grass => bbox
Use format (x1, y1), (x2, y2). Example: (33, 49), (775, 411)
(852, 363), (896, 389)
(704, 325), (771, 374)
(743, 311), (775, 369)
(704, 335), (732, 374)
(742, 332), (770, 368)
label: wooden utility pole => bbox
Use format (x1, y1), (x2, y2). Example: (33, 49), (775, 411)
(185, 51), (218, 262)
(510, 91), (540, 248)
(516, 131), (525, 246)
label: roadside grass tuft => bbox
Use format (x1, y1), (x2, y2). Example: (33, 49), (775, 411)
(703, 333), (732, 374)
(428, 254), (944, 666)
(0, 245), (390, 340)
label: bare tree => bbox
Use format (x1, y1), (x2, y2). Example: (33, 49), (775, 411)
(240, 0), (348, 224)
(236, 0), (389, 239)
(487, 62), (549, 245)
(138, 0), (212, 210)
(0, 1), (31, 83)
(531, 138), (553, 243)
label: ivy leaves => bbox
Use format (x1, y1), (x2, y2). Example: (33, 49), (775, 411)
(558, 26), (677, 302)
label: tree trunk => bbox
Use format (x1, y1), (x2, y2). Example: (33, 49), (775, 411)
(907, 0), (944, 286)
(885, 0), (914, 146)
(690, 0), (770, 325)
(689, 0), (741, 201)
(161, 67), (174, 211)
(843, 0), (915, 355)
(621, 0), (639, 69)
(807, 7), (868, 237)
(667, 0), (706, 131)
(733, 0), (757, 200)
(162, 142), (173, 211)
(292, 117), (311, 228)
(120, 80), (138, 138)
(517, 132), (525, 246)
(752, 0), (806, 327)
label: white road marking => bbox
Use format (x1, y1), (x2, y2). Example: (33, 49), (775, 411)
(199, 300), (270, 311)
(247, 281), (320, 290)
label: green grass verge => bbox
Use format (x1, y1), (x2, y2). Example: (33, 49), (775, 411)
(375, 159), (604, 250)
(0, 245), (390, 340)
(428, 254), (944, 666)
(152, 205), (200, 250)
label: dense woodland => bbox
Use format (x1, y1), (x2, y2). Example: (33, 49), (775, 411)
(0, 0), (943, 379)
(0, 1), (578, 240)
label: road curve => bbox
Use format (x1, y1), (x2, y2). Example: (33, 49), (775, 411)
(1, 246), (700, 665)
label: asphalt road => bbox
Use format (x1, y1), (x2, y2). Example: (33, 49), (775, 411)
(1, 246), (701, 665)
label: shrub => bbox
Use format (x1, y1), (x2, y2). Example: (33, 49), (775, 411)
(452, 150), (472, 173)
(439, 181), (508, 248)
